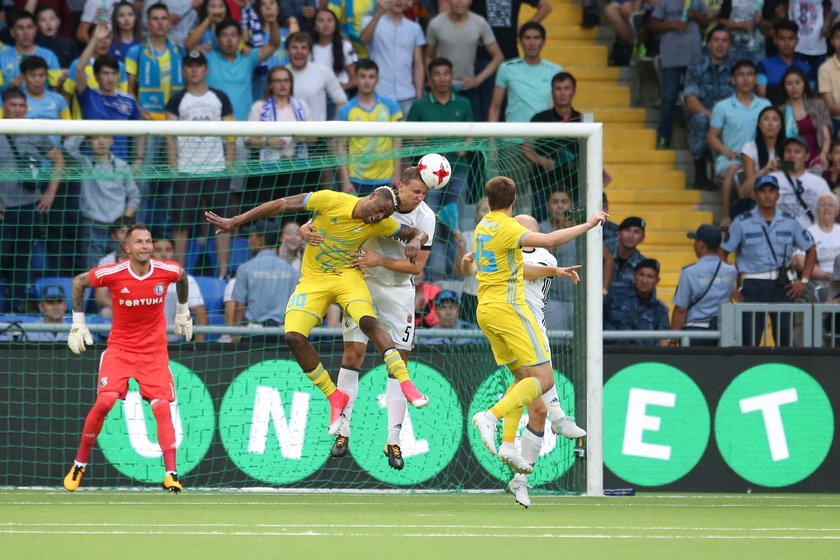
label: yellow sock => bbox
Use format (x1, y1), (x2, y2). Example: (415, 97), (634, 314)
(305, 363), (336, 397)
(383, 348), (410, 383)
(490, 377), (542, 419)
(502, 406), (525, 443)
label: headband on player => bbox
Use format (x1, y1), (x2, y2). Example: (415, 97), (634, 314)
(375, 185), (400, 211)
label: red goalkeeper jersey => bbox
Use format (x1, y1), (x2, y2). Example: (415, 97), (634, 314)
(89, 259), (183, 353)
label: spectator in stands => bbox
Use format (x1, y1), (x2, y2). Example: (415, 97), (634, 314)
(326, 0), (377, 57)
(360, 0), (425, 115)
(92, 217), (132, 316)
(721, 174), (816, 346)
(738, 106), (785, 203)
(242, 0), (299, 101)
(0, 11), (62, 92)
(822, 139), (840, 191)
(770, 135), (831, 228)
(20, 56), (70, 125)
(609, 216), (647, 294)
(75, 21), (144, 165)
(758, 19), (814, 104)
(789, 0), (830, 69)
(278, 219), (303, 271)
(414, 276), (440, 328)
(487, 22), (559, 123)
(25, 0), (75, 39)
(708, 59), (771, 229)
(34, 6), (78, 69)
(670, 224), (737, 346)
(161, 0), (201, 46)
(818, 22), (840, 128)
(165, 50), (236, 278)
(245, 65), (311, 203)
(423, 290), (478, 344)
(64, 135), (140, 269)
(459, 0), (553, 61)
(760, 0), (790, 57)
(109, 1), (140, 64)
(602, 192), (619, 251)
(780, 65), (832, 170)
(603, 1), (638, 66)
(650, 0), (710, 150)
(336, 59), (402, 194)
(425, 0), (503, 122)
(684, 25), (736, 190)
(717, 0), (764, 63)
(153, 237), (209, 341)
(536, 188), (579, 332)
(311, 7), (358, 104)
(604, 258), (671, 346)
(791, 192), (840, 301)
(285, 31), (347, 120)
(0, 88), (65, 312)
(77, 0), (122, 44)
(187, 0), (234, 52)
(230, 219), (299, 330)
(0, 284), (70, 342)
(64, 20), (130, 120)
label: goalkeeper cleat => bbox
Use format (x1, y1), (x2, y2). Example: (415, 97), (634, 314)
(162, 473), (183, 493)
(507, 478), (532, 508)
(472, 411), (498, 455)
(552, 417), (587, 439)
(63, 465), (85, 491)
(498, 446), (534, 475)
(383, 444), (404, 470)
(327, 390), (350, 435)
(400, 380), (429, 408)
(331, 435), (349, 458)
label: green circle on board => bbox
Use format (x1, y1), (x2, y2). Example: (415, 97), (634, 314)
(466, 368), (577, 485)
(348, 363), (463, 485)
(218, 359), (333, 484)
(98, 361), (215, 483)
(715, 363), (834, 487)
(603, 362), (710, 486)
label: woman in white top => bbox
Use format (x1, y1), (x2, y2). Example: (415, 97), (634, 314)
(245, 65), (312, 204)
(792, 193), (840, 301)
(735, 106), (785, 220)
(310, 8), (357, 117)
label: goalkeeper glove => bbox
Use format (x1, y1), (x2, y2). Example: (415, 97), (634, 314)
(174, 303), (193, 341)
(68, 312), (93, 354)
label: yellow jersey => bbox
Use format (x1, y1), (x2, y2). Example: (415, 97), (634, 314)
(301, 190), (401, 278)
(474, 211), (530, 305)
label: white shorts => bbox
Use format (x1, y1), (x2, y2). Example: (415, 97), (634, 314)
(343, 280), (415, 350)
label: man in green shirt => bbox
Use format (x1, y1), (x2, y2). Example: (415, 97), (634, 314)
(407, 56), (472, 280)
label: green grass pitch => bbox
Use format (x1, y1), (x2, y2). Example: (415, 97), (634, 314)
(1, 491), (838, 559)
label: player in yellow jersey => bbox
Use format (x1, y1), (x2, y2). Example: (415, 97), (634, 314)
(205, 187), (431, 435)
(469, 177), (607, 474)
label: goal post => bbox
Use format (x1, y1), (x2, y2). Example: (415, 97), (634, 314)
(0, 119), (603, 495)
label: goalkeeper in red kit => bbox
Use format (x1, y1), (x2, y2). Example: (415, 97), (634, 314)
(63, 224), (194, 493)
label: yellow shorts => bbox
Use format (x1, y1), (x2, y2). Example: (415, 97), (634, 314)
(285, 273), (377, 336)
(476, 301), (550, 370)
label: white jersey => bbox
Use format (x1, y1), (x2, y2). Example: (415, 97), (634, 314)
(522, 247), (556, 333)
(362, 201), (436, 287)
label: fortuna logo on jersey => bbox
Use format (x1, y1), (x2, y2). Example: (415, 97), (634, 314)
(119, 297), (164, 307)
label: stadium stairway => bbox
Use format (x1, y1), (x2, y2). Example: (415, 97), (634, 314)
(520, 1), (718, 307)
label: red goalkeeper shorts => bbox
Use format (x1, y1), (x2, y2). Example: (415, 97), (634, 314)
(97, 347), (175, 402)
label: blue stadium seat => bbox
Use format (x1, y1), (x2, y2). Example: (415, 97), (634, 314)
(205, 312), (226, 341)
(193, 276), (227, 314)
(206, 237), (251, 276)
(30, 240), (47, 273)
(184, 239), (205, 275)
(33, 277), (90, 312)
(88, 315), (112, 341)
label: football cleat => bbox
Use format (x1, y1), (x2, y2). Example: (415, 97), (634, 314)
(63, 465), (85, 491)
(327, 391), (350, 435)
(472, 411), (498, 455)
(507, 478), (532, 508)
(331, 435), (349, 458)
(383, 444), (404, 470)
(552, 417), (587, 439)
(498, 446), (534, 475)
(162, 473), (183, 493)
(400, 380), (429, 408)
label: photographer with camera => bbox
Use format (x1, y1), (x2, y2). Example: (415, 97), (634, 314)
(0, 88), (65, 313)
(767, 136), (831, 229)
(720, 174), (816, 346)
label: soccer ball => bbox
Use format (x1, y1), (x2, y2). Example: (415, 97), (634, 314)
(417, 153), (452, 189)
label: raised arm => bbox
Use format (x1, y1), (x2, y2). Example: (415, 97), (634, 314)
(205, 193), (309, 233)
(257, 6), (281, 62)
(520, 212), (608, 248)
(76, 21), (110, 93)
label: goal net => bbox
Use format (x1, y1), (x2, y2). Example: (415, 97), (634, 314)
(0, 119), (602, 494)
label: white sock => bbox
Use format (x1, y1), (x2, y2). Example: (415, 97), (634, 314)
(166, 470), (177, 476)
(74, 460), (87, 468)
(540, 385), (567, 421)
(519, 425), (544, 481)
(385, 377), (407, 445)
(336, 367), (359, 437)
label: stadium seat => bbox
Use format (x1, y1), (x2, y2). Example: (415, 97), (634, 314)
(184, 239), (205, 275)
(206, 237), (251, 277)
(205, 312), (225, 341)
(193, 276), (227, 314)
(33, 277), (90, 312)
(30, 240), (47, 273)
(88, 315), (112, 341)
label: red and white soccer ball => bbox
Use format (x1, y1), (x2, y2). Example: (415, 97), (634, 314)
(417, 153), (452, 190)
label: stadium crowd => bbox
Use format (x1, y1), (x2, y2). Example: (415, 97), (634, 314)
(1, 0), (840, 347)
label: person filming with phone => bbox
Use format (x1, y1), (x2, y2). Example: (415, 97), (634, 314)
(767, 136), (832, 229)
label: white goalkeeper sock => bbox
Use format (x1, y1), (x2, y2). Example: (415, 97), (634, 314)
(541, 385), (567, 421)
(385, 376), (407, 446)
(336, 367), (359, 437)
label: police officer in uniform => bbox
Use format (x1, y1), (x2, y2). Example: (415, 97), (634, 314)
(604, 258), (670, 345)
(608, 216), (647, 294)
(671, 224), (738, 346)
(720, 174), (816, 346)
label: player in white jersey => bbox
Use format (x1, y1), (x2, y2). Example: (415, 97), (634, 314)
(301, 167), (435, 469)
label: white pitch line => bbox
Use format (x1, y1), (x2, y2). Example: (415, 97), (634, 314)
(2, 501), (839, 508)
